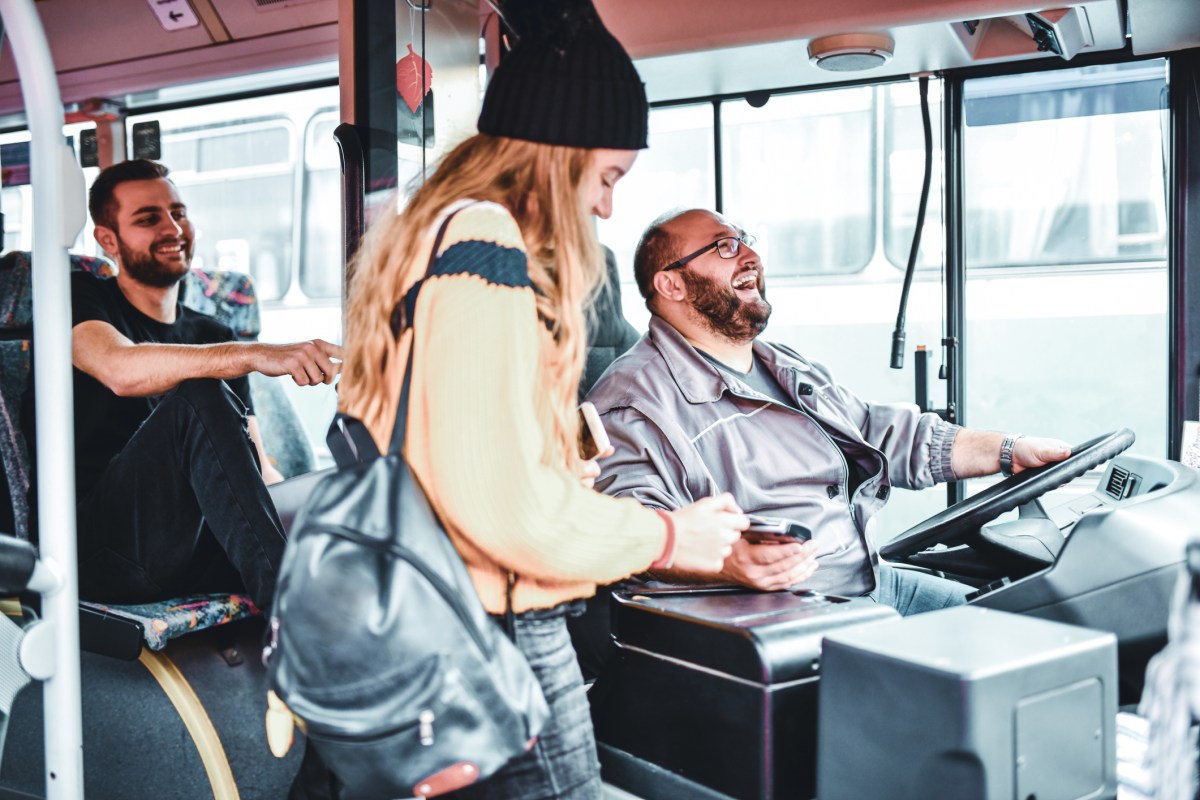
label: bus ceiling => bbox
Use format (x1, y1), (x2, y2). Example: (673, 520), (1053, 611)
(0, 0), (1196, 118)
(0, 0), (337, 119)
(606, 0), (1198, 102)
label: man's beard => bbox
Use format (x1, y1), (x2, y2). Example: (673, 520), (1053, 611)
(118, 236), (190, 289)
(680, 267), (771, 343)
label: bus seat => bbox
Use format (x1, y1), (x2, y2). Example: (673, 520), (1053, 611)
(179, 267), (315, 479)
(0, 252), (304, 798)
(569, 246), (642, 681)
(0, 255), (117, 542)
(0, 250), (276, 645)
(580, 245), (640, 398)
(80, 593), (259, 655)
(1, 605), (303, 797)
(0, 251), (37, 543)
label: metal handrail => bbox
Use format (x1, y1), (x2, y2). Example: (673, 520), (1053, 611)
(0, 0), (87, 797)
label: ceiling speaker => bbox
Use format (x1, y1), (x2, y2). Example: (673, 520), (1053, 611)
(808, 33), (895, 72)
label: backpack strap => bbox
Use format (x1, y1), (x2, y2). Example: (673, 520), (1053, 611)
(386, 202), (473, 458)
(383, 201), (520, 636)
(325, 202), (472, 470)
(326, 413), (382, 468)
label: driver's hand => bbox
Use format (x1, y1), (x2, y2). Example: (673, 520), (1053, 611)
(718, 537), (818, 591)
(1011, 436), (1072, 474)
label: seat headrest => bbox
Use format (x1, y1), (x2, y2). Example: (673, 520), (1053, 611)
(0, 251), (33, 332)
(180, 269), (261, 339)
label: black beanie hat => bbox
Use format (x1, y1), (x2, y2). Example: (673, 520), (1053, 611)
(478, 0), (648, 150)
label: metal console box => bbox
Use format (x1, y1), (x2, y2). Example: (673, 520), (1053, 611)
(589, 586), (897, 800)
(818, 606), (1118, 800)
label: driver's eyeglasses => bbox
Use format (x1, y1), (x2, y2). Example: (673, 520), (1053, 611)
(661, 234), (757, 272)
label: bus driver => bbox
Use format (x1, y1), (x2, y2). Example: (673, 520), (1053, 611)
(588, 208), (1073, 614)
(65, 158), (342, 612)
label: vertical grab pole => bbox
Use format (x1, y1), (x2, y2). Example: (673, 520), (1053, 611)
(0, 1), (88, 798)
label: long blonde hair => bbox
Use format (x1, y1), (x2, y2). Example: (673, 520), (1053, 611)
(340, 133), (602, 465)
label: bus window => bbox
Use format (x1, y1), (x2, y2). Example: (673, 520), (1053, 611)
(962, 60), (1169, 459)
(597, 103), (717, 298)
(0, 172), (28, 253)
(1, 124), (99, 253)
(125, 86), (339, 306)
(125, 86), (342, 464)
(151, 117), (297, 300)
(301, 110), (342, 300)
(722, 87), (876, 277)
(884, 81), (944, 271)
(964, 62), (1168, 267)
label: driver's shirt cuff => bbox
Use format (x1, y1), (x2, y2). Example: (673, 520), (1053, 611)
(930, 421), (963, 484)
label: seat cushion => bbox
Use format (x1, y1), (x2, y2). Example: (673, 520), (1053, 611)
(80, 592), (261, 652)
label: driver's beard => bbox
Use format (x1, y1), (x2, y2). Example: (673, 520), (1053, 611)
(681, 268), (771, 343)
(118, 237), (189, 289)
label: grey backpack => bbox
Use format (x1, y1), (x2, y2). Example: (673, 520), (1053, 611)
(265, 208), (549, 799)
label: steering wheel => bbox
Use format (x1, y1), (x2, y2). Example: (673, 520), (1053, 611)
(879, 428), (1135, 561)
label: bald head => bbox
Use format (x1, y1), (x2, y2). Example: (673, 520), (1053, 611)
(634, 207), (770, 349)
(633, 209), (730, 309)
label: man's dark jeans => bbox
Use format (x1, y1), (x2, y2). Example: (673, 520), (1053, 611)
(75, 378), (286, 610)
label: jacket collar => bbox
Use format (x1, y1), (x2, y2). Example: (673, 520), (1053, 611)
(647, 315), (813, 405)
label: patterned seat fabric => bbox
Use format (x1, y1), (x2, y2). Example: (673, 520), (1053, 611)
(80, 594), (260, 652)
(0, 251), (55, 541)
(181, 269), (262, 339)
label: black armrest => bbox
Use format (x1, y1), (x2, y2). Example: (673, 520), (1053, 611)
(0, 534), (36, 595)
(79, 605), (144, 661)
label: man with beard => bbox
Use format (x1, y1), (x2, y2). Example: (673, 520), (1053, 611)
(586, 208), (1071, 615)
(64, 158), (341, 611)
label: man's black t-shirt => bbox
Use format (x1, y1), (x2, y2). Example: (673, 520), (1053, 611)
(70, 271), (253, 496)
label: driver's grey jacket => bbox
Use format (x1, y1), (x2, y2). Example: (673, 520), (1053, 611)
(586, 317), (962, 596)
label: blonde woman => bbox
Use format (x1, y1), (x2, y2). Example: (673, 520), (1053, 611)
(337, 2), (745, 797)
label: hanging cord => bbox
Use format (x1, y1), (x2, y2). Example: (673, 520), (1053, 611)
(1137, 541), (1200, 799)
(890, 74), (933, 369)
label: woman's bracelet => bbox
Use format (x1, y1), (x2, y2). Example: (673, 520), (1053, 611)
(651, 509), (677, 570)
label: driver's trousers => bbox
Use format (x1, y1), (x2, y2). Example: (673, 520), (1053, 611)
(869, 564), (971, 616)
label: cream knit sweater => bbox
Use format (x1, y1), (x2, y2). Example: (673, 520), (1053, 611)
(360, 201), (667, 614)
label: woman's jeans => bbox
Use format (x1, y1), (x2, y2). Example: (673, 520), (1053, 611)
(448, 600), (602, 800)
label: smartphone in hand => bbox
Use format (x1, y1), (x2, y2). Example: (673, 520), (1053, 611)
(743, 514), (812, 544)
(579, 401), (611, 460)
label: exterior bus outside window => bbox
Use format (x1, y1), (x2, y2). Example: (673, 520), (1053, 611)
(961, 61), (1168, 481)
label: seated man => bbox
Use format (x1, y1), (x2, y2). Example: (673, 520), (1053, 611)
(58, 158), (341, 611)
(587, 208), (1071, 615)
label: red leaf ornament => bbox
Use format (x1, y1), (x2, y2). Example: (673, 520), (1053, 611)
(396, 44), (433, 114)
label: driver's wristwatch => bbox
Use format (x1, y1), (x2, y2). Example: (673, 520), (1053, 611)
(999, 434), (1024, 477)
